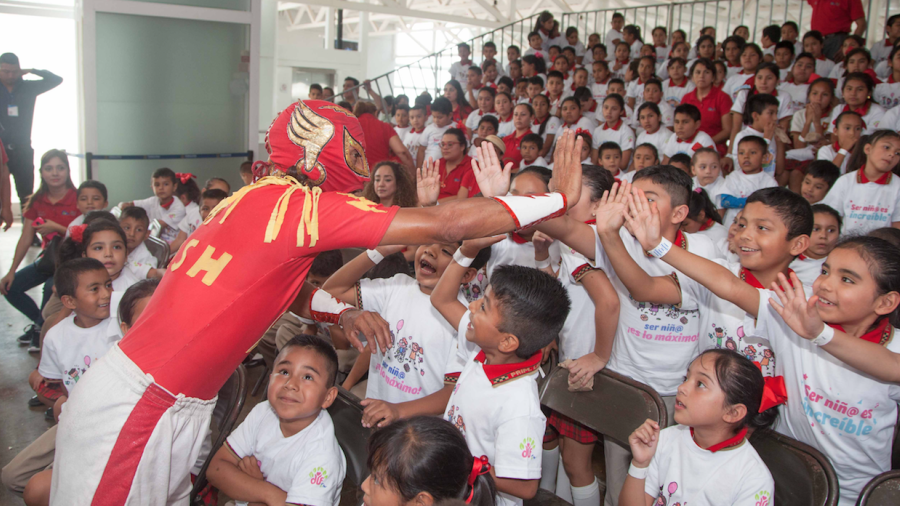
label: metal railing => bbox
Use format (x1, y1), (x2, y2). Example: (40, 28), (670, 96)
(336, 0), (900, 107)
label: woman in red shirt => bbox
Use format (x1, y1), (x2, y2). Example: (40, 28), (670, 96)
(444, 80), (473, 124)
(361, 161), (418, 208)
(503, 103), (536, 169)
(437, 128), (479, 201)
(681, 58), (733, 157)
(1, 149), (79, 348)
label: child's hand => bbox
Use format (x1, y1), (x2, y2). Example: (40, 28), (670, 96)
(624, 189), (663, 252)
(594, 182), (630, 235)
(34, 219), (60, 235)
(769, 272), (826, 341)
(460, 235), (506, 258)
(541, 340), (558, 364)
(360, 399), (400, 428)
(532, 231), (554, 258)
(628, 419), (660, 468)
(28, 369), (44, 392)
(763, 118), (776, 141)
(473, 143), (513, 198)
(806, 102), (822, 122)
(417, 158), (440, 206)
(567, 353), (607, 388)
(237, 456), (265, 480)
(375, 245), (406, 257)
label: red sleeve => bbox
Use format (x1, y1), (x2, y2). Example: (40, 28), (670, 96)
(23, 202), (38, 221)
(849, 0), (864, 19)
(461, 170), (481, 197)
(384, 121), (399, 140)
(302, 191), (399, 251)
(0, 143), (7, 165)
(717, 91), (733, 116)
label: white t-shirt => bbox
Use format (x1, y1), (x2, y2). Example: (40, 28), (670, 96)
(465, 110), (497, 132)
(661, 131), (716, 159)
(126, 241), (158, 280)
(486, 235), (561, 280)
(449, 61), (474, 89)
(605, 29), (625, 57)
(394, 125), (411, 139)
(875, 60), (891, 79)
(591, 81), (610, 104)
(533, 116), (562, 150)
(828, 103), (886, 135)
(626, 79), (648, 109)
(112, 266), (141, 294)
(730, 90), (793, 121)
(403, 128), (425, 161)
(693, 175), (727, 208)
(654, 45), (669, 65)
(644, 425), (774, 506)
(778, 81), (810, 115)
(444, 352), (545, 506)
(636, 128), (674, 155)
(814, 57), (836, 79)
(177, 201), (202, 237)
(696, 221), (728, 244)
(594, 229), (713, 395)
(789, 107), (832, 142)
(633, 102), (675, 131)
(731, 127), (777, 177)
(751, 288), (900, 504)
(591, 121), (636, 151)
(497, 116), (515, 138)
(418, 123), (452, 163)
(821, 170), (900, 234)
(816, 144), (851, 174)
(871, 38), (894, 64)
(720, 170), (779, 224)
(39, 314), (119, 392)
(557, 233), (599, 361)
(828, 61), (846, 80)
(722, 72), (754, 100)
(358, 273), (462, 402)
(880, 104), (900, 131)
(226, 405), (346, 506)
(132, 196), (186, 244)
(789, 254), (826, 287)
(873, 79), (900, 109)
(520, 156), (549, 170)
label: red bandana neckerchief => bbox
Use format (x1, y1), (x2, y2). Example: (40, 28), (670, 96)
(699, 217), (715, 231)
(603, 119), (623, 131)
(668, 77), (687, 88)
(856, 168), (893, 185)
(411, 126), (425, 134)
(827, 318), (894, 345)
(739, 267), (795, 289)
(475, 349), (542, 386)
(690, 427), (748, 452)
(160, 199), (174, 210)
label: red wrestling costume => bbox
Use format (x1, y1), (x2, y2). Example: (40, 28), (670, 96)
(51, 101), (397, 505)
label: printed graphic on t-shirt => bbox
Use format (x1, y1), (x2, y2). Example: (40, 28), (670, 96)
(519, 437), (538, 461)
(846, 199), (894, 225)
(64, 355), (97, 389)
(655, 481), (679, 505)
(706, 324), (776, 377)
(630, 295), (699, 343)
(374, 320), (428, 394)
(308, 466), (329, 488)
(460, 269), (488, 302)
(755, 490), (772, 506)
(446, 404), (467, 435)
(801, 375), (881, 440)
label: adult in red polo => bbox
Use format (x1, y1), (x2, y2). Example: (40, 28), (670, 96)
(809, 0), (867, 59)
(353, 101), (414, 170)
(49, 100), (587, 506)
(436, 128), (479, 200)
(681, 58), (733, 158)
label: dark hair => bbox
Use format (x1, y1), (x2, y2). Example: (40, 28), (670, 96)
(175, 175), (201, 205)
(688, 188), (722, 224)
(521, 133), (543, 151)
(843, 48), (872, 73)
(513, 166), (552, 187)
(581, 165), (616, 201)
(152, 167), (177, 185)
(762, 25), (781, 43)
(571, 86), (592, 103)
(811, 203), (843, 231)
(691, 147), (719, 163)
(782, 21), (799, 31)
(643, 77), (662, 92)
(363, 161), (417, 207)
(652, 26), (666, 36)
(431, 97), (453, 116)
(498, 76), (515, 90)
(805, 160), (841, 189)
(698, 349), (778, 431)
(478, 87), (497, 101)
(695, 34), (715, 52)
(637, 101), (661, 119)
(444, 80), (469, 111)
(598, 141), (622, 157)
(522, 55), (547, 74)
(77, 180), (108, 202)
(483, 41), (497, 50)
(55, 258), (108, 299)
(634, 142), (659, 162)
(310, 83), (323, 93)
(368, 417), (497, 506)
(565, 26), (578, 38)
(119, 278), (160, 327)
(612, 11), (624, 20)
(309, 250), (344, 279)
(202, 188), (228, 203)
(608, 77), (625, 88)
(868, 227), (900, 249)
(803, 30), (824, 44)
(395, 104), (410, 114)
(205, 177), (231, 193)
(365, 252), (413, 280)
(444, 128), (468, 150)
(742, 92), (780, 125)
(562, 46), (577, 56)
(548, 45), (563, 56)
(733, 25), (749, 35)
(0, 52), (19, 66)
(723, 35), (746, 53)
(623, 25), (642, 42)
(83, 210), (117, 226)
(849, 130), (900, 174)
(791, 52), (815, 70)
(279, 334), (339, 386)
(806, 77), (834, 103)
(836, 110), (865, 129)
(239, 161), (253, 175)
(547, 70), (565, 82)
(632, 165), (693, 208)
(667, 57), (686, 69)
(410, 104), (427, 115)
(457, 42), (470, 51)
(835, 236), (900, 327)
(468, 66), (483, 76)
(345, 76), (360, 87)
(669, 153), (692, 167)
(490, 265), (570, 358)
(742, 43), (764, 62)
(478, 115), (500, 133)
(58, 219), (128, 268)
(774, 40), (796, 57)
(24, 149), (75, 214)
(602, 93), (625, 113)
(592, 59), (610, 71)
(737, 135), (768, 152)
(121, 205), (150, 227)
(746, 187), (814, 240)
(674, 103), (701, 122)
(414, 93), (433, 108)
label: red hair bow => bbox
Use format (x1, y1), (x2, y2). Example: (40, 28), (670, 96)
(534, 51), (543, 59)
(574, 128), (592, 139)
(70, 224), (88, 244)
(753, 361), (788, 412)
(466, 455), (491, 503)
(175, 173), (196, 185)
(455, 119), (470, 139)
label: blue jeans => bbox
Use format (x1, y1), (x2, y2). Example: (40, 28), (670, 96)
(4, 258), (53, 329)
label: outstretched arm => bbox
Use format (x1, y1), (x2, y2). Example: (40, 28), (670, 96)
(624, 189), (761, 317)
(322, 245), (405, 304)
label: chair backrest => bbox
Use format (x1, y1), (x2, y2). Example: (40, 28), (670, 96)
(749, 429), (839, 506)
(148, 219), (161, 238)
(857, 470), (900, 506)
(144, 235), (170, 269)
(538, 366), (667, 446)
(328, 387), (373, 487)
(190, 365), (248, 505)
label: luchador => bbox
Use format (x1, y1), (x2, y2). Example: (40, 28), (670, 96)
(49, 100), (585, 505)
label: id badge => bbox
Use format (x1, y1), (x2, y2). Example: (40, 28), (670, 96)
(7, 105), (18, 117)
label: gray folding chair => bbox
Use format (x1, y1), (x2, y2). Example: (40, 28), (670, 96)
(148, 219), (161, 238)
(189, 365), (248, 506)
(749, 429), (839, 506)
(328, 387), (372, 488)
(857, 470), (900, 505)
(144, 235), (170, 269)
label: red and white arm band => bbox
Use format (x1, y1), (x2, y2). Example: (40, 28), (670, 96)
(309, 288), (355, 325)
(491, 192), (567, 230)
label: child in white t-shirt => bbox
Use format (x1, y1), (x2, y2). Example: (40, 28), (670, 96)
(591, 94), (634, 169)
(208, 336), (346, 506)
(66, 181), (108, 238)
(119, 168), (186, 244)
(874, 46), (900, 109)
(778, 53), (817, 115)
(417, 97), (454, 167)
(682, 188), (727, 244)
(173, 173), (201, 241)
(404, 106), (428, 162)
(791, 204), (841, 286)
(169, 188), (228, 257)
(622, 350), (775, 506)
(828, 74), (886, 135)
(624, 143), (659, 183)
(633, 81), (674, 132)
(635, 104), (673, 155)
(661, 104), (715, 163)
(690, 148), (726, 210)
(518, 134), (549, 170)
(466, 88), (498, 138)
(720, 136), (779, 224)
(605, 14), (625, 60)
(817, 111), (863, 175)
(625, 56), (656, 111)
(118, 206), (159, 280)
(822, 131), (900, 234)
(661, 58), (694, 107)
(729, 93), (783, 179)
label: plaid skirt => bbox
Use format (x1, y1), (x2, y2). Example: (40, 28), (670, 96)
(35, 379), (64, 401)
(546, 410), (600, 444)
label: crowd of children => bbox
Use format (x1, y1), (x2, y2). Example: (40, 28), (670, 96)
(4, 8), (900, 506)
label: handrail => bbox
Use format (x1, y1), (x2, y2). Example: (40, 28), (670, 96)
(334, 0), (899, 106)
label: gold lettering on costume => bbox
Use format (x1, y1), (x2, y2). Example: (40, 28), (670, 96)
(186, 246), (234, 286)
(170, 240), (200, 271)
(338, 193), (387, 213)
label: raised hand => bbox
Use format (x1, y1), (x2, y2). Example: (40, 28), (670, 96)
(460, 234), (507, 258)
(360, 399), (401, 428)
(624, 189), (663, 252)
(416, 158), (440, 206)
(594, 182), (630, 235)
(340, 309), (393, 354)
(628, 419), (660, 468)
(532, 231), (555, 258)
(769, 272), (825, 340)
(472, 142), (512, 198)
(550, 129), (583, 209)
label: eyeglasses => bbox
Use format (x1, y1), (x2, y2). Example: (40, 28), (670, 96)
(440, 142), (462, 148)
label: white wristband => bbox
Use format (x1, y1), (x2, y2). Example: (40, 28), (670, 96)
(838, 148), (849, 156)
(492, 192), (567, 229)
(628, 463), (649, 479)
(648, 238), (673, 258)
(535, 257), (551, 269)
(453, 249), (475, 267)
(366, 249), (385, 264)
(811, 325), (835, 346)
